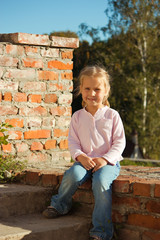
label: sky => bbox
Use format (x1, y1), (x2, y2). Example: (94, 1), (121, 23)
(0, 0), (108, 42)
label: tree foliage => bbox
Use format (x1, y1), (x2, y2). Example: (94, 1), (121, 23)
(103, 0), (160, 159)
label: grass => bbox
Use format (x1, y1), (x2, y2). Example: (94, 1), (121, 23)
(121, 158), (160, 167)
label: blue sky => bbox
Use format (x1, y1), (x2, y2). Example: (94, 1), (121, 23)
(0, 0), (108, 41)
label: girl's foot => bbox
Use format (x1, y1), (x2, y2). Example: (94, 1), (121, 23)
(42, 206), (62, 219)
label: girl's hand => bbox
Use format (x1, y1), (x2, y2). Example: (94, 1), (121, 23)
(77, 154), (96, 170)
(92, 157), (108, 172)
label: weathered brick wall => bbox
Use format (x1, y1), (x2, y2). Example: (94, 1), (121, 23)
(19, 166), (160, 240)
(0, 32), (79, 168)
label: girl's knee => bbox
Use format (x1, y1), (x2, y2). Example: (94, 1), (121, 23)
(92, 173), (113, 193)
(65, 163), (87, 183)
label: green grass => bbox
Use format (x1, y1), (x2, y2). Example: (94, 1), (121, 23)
(121, 158), (160, 167)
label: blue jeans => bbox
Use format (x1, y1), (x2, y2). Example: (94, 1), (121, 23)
(50, 162), (120, 240)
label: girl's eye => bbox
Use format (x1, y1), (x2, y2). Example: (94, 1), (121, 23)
(85, 88), (90, 90)
(95, 88), (100, 91)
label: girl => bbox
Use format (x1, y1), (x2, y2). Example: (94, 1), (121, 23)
(43, 66), (126, 240)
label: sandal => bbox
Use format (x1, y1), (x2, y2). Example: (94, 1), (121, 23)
(89, 236), (102, 240)
(42, 206), (62, 219)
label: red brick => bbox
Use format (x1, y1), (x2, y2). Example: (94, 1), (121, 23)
(112, 196), (141, 210)
(42, 173), (58, 187)
(73, 189), (94, 204)
(127, 214), (160, 230)
(0, 68), (3, 78)
(133, 182), (151, 197)
(8, 130), (23, 140)
(19, 106), (47, 116)
(79, 179), (92, 190)
(41, 48), (59, 58)
(25, 171), (41, 185)
(48, 82), (63, 91)
(0, 106), (18, 115)
(146, 200), (160, 214)
(59, 139), (68, 149)
(31, 142), (43, 150)
(2, 143), (12, 152)
(112, 210), (125, 223)
(61, 72), (73, 80)
(14, 92), (27, 102)
(0, 56), (18, 67)
(48, 60), (73, 70)
(25, 46), (38, 55)
(6, 44), (24, 55)
(0, 43), (3, 54)
(58, 93), (72, 104)
(143, 230), (160, 240)
(4, 69), (36, 80)
(23, 82), (46, 92)
(5, 118), (24, 128)
(42, 118), (55, 128)
(49, 81), (73, 92)
(24, 129), (51, 139)
(3, 92), (12, 101)
(44, 140), (56, 149)
(29, 152), (47, 162)
(155, 184), (160, 197)
(113, 179), (130, 193)
(33, 106), (47, 116)
(117, 229), (140, 240)
(38, 70), (58, 81)
(27, 118), (41, 128)
(16, 142), (28, 152)
(0, 80), (18, 91)
(28, 94), (42, 103)
(44, 94), (57, 103)
(50, 106), (71, 116)
(54, 129), (69, 137)
(1, 33), (49, 46)
(50, 36), (79, 48)
(22, 58), (43, 68)
(6, 45), (15, 54)
(61, 50), (73, 59)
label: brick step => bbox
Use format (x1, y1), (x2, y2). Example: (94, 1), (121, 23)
(0, 214), (91, 240)
(0, 184), (53, 219)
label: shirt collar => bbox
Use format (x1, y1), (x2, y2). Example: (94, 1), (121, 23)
(83, 106), (109, 119)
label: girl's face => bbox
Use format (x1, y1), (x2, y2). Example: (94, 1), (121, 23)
(80, 76), (107, 110)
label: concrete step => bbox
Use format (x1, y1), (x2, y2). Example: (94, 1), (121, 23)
(0, 184), (53, 218)
(0, 214), (91, 240)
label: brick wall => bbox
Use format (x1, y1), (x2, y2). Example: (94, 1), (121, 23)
(0, 32), (79, 168)
(19, 166), (160, 240)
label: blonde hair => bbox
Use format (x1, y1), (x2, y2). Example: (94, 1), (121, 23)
(77, 65), (111, 108)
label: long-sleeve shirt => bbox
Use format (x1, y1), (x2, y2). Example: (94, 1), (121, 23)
(68, 106), (126, 165)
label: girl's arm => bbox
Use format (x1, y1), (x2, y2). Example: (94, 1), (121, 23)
(68, 113), (96, 170)
(68, 113), (85, 161)
(102, 112), (126, 165)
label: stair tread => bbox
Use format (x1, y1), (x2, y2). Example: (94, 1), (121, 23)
(0, 184), (50, 194)
(0, 214), (91, 240)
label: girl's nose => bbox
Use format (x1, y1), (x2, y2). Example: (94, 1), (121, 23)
(91, 90), (95, 96)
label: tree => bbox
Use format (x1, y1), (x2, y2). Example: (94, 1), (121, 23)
(103, 0), (160, 158)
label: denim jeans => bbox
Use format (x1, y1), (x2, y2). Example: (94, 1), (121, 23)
(50, 161), (120, 240)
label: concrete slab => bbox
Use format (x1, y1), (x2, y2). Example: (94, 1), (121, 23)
(0, 184), (53, 218)
(0, 214), (91, 240)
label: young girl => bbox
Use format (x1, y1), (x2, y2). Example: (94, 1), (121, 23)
(43, 65), (126, 240)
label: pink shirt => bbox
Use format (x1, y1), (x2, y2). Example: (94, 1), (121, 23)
(68, 106), (126, 165)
